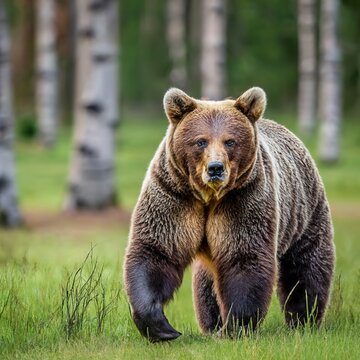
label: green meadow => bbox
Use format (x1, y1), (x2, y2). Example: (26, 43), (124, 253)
(1, 115), (360, 359)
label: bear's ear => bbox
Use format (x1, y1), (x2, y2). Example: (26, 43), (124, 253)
(234, 87), (267, 123)
(163, 88), (197, 125)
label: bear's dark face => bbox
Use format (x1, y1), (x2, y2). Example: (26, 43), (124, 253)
(164, 88), (266, 203)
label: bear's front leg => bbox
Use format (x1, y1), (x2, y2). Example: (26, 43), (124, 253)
(124, 244), (185, 342)
(214, 251), (275, 337)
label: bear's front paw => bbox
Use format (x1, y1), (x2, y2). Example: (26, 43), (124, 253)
(133, 304), (181, 342)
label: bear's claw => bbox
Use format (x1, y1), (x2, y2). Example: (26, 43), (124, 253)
(148, 329), (181, 343)
(133, 304), (181, 342)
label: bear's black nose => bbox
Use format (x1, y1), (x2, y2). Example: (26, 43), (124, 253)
(207, 161), (225, 178)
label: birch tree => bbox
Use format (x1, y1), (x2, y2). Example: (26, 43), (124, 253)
(201, 0), (227, 100)
(166, 0), (187, 89)
(318, 0), (342, 162)
(297, 0), (316, 135)
(36, 0), (58, 147)
(65, 0), (119, 210)
(0, 1), (22, 226)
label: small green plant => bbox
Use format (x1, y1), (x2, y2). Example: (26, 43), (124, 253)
(61, 247), (119, 339)
(348, 270), (360, 325)
(94, 282), (120, 334)
(328, 274), (344, 322)
(16, 114), (38, 140)
(304, 291), (319, 329)
(0, 285), (12, 321)
(282, 282), (320, 328)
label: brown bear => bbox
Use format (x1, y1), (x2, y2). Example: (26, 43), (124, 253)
(123, 87), (335, 342)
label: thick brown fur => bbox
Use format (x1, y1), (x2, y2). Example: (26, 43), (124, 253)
(123, 87), (335, 342)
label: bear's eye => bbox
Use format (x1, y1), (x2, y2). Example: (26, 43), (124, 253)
(224, 139), (235, 148)
(196, 139), (208, 148)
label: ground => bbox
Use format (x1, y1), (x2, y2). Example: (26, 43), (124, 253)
(24, 208), (130, 236)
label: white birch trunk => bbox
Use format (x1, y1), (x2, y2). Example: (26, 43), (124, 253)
(297, 0), (316, 135)
(318, 0), (342, 162)
(0, 1), (22, 226)
(166, 0), (187, 89)
(65, 0), (119, 210)
(36, 0), (58, 147)
(201, 0), (227, 100)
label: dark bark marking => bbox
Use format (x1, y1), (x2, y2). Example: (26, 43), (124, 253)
(0, 176), (9, 192)
(77, 144), (98, 158)
(84, 102), (103, 114)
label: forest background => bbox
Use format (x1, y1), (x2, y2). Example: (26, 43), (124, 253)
(1, 0), (360, 359)
(7, 0), (360, 118)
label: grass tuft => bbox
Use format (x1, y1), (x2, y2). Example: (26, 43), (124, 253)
(61, 246), (121, 339)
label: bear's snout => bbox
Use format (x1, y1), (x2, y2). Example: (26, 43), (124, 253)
(207, 161), (225, 181)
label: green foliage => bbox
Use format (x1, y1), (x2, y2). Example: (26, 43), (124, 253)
(6, 0), (360, 114)
(120, 0), (300, 108)
(227, 0), (298, 106)
(16, 114), (38, 140)
(120, 0), (170, 106)
(4, 0), (19, 27)
(118, 0), (360, 113)
(341, 0), (360, 111)
(2, 0), (359, 122)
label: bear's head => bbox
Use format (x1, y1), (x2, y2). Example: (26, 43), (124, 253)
(163, 87), (266, 203)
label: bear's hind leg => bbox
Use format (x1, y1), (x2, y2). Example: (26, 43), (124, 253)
(192, 260), (222, 334)
(278, 204), (335, 327)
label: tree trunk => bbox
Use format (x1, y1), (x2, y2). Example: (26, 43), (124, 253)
(0, 1), (22, 227)
(54, 0), (76, 123)
(65, 0), (119, 210)
(201, 0), (227, 100)
(297, 0), (316, 135)
(36, 0), (58, 147)
(11, 0), (35, 111)
(318, 0), (342, 163)
(166, 0), (187, 89)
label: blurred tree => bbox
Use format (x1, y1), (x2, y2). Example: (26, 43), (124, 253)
(166, 0), (187, 89)
(121, 0), (169, 106)
(297, 0), (317, 135)
(341, 0), (360, 112)
(4, 0), (359, 122)
(227, 0), (298, 106)
(36, 0), (58, 147)
(318, 0), (342, 162)
(0, 0), (22, 226)
(10, 0), (35, 111)
(65, 0), (119, 210)
(57, 0), (76, 121)
(201, 0), (227, 100)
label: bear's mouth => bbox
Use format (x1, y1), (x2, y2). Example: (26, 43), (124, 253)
(209, 175), (225, 182)
(190, 171), (229, 203)
(202, 173), (228, 191)
(208, 175), (226, 189)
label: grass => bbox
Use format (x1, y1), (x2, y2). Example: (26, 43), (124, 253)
(1, 113), (360, 359)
